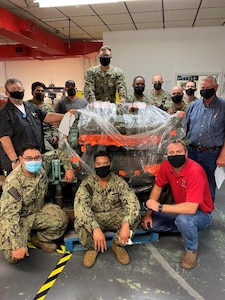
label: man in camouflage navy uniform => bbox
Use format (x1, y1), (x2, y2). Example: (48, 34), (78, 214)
(0, 143), (74, 264)
(168, 85), (189, 114)
(83, 45), (127, 103)
(28, 81), (59, 151)
(127, 76), (150, 103)
(74, 150), (140, 268)
(147, 74), (172, 112)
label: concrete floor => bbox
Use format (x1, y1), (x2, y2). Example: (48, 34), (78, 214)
(1, 184), (225, 300)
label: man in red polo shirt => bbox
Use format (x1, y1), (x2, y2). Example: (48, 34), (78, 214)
(142, 140), (214, 270)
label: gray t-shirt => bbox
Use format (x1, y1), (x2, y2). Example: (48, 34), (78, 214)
(54, 96), (87, 114)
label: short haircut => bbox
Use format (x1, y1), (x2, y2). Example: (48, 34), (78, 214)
(133, 76), (145, 84)
(100, 45), (111, 52)
(20, 143), (41, 156)
(185, 80), (196, 88)
(167, 140), (187, 150)
(31, 81), (46, 92)
(205, 75), (217, 85)
(5, 78), (23, 90)
(94, 150), (111, 162)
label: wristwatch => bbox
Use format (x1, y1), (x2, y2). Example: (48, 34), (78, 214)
(158, 204), (163, 212)
(11, 157), (19, 163)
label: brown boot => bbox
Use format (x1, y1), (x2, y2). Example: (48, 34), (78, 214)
(31, 234), (57, 253)
(111, 241), (130, 265)
(83, 250), (98, 268)
(181, 250), (198, 270)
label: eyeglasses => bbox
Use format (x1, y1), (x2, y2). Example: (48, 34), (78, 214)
(22, 155), (42, 162)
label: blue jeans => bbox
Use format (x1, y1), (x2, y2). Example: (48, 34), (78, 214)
(149, 210), (212, 251)
(187, 146), (221, 201)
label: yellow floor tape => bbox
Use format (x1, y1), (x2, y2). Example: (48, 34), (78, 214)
(33, 251), (72, 300)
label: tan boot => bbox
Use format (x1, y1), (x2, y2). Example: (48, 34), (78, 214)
(31, 234), (57, 253)
(111, 241), (130, 265)
(83, 250), (98, 268)
(181, 250), (198, 270)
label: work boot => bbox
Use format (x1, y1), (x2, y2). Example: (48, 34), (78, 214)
(181, 250), (198, 270)
(111, 241), (130, 265)
(31, 234), (57, 253)
(178, 235), (184, 244)
(83, 250), (98, 268)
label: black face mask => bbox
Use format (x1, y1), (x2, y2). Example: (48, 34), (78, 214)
(67, 88), (76, 97)
(134, 86), (145, 95)
(100, 57), (111, 66)
(9, 91), (24, 100)
(168, 155), (186, 168)
(154, 82), (162, 90)
(95, 165), (111, 178)
(35, 92), (45, 102)
(171, 95), (183, 103)
(185, 88), (195, 96)
(200, 88), (215, 99)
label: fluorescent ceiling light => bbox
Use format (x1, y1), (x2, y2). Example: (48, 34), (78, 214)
(33, 0), (132, 8)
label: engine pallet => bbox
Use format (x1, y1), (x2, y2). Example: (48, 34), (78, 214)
(64, 228), (159, 252)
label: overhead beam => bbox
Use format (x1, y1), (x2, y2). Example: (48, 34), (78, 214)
(0, 7), (102, 60)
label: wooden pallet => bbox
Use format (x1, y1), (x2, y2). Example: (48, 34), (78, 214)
(64, 228), (159, 252)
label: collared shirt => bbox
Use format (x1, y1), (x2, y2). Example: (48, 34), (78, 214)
(0, 100), (47, 172)
(155, 158), (214, 213)
(185, 96), (225, 147)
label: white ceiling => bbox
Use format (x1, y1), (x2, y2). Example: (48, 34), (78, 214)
(1, 0), (225, 44)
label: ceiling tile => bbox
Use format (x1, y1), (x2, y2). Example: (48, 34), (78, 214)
(108, 24), (137, 31)
(58, 5), (95, 16)
(165, 20), (194, 28)
(165, 9), (197, 21)
(90, 2), (127, 14)
(194, 19), (225, 26)
(197, 7), (225, 19)
(201, 0), (225, 8)
(70, 15), (103, 26)
(132, 11), (162, 23)
(136, 22), (163, 29)
(164, 0), (200, 10)
(126, 0), (161, 12)
(100, 14), (132, 24)
(82, 25), (110, 34)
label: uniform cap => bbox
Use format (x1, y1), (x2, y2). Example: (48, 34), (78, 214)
(65, 80), (75, 87)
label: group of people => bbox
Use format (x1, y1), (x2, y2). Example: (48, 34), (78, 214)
(0, 44), (225, 272)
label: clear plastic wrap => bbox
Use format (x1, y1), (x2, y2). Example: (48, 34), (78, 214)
(64, 101), (187, 193)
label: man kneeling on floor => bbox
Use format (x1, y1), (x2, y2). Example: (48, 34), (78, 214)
(0, 143), (75, 264)
(74, 150), (140, 268)
(142, 140), (214, 270)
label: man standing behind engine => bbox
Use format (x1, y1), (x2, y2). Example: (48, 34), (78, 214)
(147, 74), (172, 112)
(84, 45), (127, 103)
(54, 80), (87, 153)
(28, 81), (59, 150)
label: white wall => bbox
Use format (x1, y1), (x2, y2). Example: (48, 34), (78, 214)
(1, 26), (225, 99)
(3, 57), (85, 100)
(104, 26), (225, 96)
